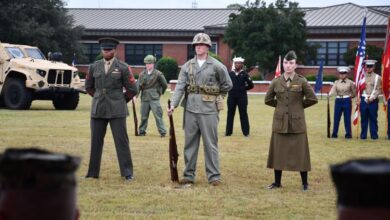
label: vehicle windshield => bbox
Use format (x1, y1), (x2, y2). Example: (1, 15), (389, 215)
(6, 47), (25, 59)
(24, 48), (46, 59)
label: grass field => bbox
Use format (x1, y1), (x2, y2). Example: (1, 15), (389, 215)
(0, 93), (389, 219)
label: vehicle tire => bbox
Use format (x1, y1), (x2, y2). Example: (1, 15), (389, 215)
(52, 91), (79, 110)
(3, 78), (33, 110)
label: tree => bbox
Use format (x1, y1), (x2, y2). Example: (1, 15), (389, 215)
(224, 0), (310, 76)
(344, 44), (383, 72)
(0, 0), (85, 64)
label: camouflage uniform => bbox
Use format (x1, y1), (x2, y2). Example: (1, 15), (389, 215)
(170, 33), (232, 183)
(137, 55), (167, 136)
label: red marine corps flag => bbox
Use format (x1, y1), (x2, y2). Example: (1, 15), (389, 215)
(274, 55), (281, 78)
(382, 16), (390, 105)
(353, 14), (367, 126)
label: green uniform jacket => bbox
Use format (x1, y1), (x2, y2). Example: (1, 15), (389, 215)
(136, 69), (167, 101)
(171, 56), (232, 114)
(265, 73), (318, 171)
(265, 73), (318, 133)
(85, 58), (137, 118)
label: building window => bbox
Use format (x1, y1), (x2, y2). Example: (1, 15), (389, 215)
(187, 43), (217, 60)
(125, 44), (162, 65)
(308, 41), (349, 66)
(82, 43), (101, 64)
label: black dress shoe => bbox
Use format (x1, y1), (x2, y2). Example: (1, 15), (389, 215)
(85, 175), (98, 179)
(302, 184), (309, 191)
(267, 182), (282, 189)
(125, 175), (134, 182)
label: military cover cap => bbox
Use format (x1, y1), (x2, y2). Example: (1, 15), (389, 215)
(0, 148), (80, 190)
(144, 55), (156, 64)
(99, 37), (119, 50)
(233, 57), (245, 63)
(337, 66), (350, 74)
(284, 50), (297, 61)
(192, 33), (212, 47)
(364, 60), (377, 65)
(330, 159), (390, 208)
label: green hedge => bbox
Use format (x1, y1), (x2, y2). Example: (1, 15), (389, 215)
(305, 74), (337, 82)
(156, 57), (179, 82)
(208, 51), (223, 62)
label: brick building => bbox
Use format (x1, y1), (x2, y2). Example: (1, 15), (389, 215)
(68, 3), (390, 79)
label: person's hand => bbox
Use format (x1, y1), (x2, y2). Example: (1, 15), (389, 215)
(132, 96), (137, 103)
(167, 105), (175, 116)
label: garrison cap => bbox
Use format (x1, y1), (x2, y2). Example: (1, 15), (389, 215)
(364, 60), (377, 66)
(330, 159), (390, 208)
(0, 148), (80, 190)
(99, 37), (119, 50)
(337, 66), (350, 74)
(284, 50), (297, 61)
(233, 57), (245, 63)
(144, 55), (156, 64)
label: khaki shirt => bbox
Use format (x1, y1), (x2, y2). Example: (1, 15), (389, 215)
(329, 78), (356, 98)
(265, 73), (318, 133)
(363, 72), (382, 99)
(170, 55), (232, 114)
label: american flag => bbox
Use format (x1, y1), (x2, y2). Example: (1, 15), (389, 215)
(274, 55), (281, 78)
(352, 15), (367, 126)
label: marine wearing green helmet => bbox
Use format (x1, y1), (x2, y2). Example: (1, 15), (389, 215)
(144, 55), (156, 64)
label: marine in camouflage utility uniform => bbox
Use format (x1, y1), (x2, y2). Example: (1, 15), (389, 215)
(169, 33), (232, 185)
(137, 55), (167, 137)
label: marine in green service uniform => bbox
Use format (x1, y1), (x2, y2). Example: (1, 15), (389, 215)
(265, 50), (318, 191)
(168, 33), (233, 186)
(85, 37), (137, 181)
(136, 55), (167, 137)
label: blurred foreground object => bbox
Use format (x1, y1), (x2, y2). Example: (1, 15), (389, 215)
(0, 148), (80, 220)
(330, 159), (390, 220)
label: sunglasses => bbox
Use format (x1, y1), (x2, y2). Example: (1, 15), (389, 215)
(366, 65), (374, 68)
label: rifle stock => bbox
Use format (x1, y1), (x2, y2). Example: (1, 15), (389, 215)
(132, 99), (139, 136)
(168, 99), (179, 182)
(327, 93), (331, 138)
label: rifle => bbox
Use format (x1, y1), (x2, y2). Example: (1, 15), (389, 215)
(132, 99), (139, 136)
(168, 99), (179, 182)
(327, 93), (331, 138)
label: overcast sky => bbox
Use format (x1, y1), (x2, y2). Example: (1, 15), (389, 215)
(64, 0), (389, 8)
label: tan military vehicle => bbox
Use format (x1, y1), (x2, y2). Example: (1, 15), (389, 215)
(0, 42), (84, 110)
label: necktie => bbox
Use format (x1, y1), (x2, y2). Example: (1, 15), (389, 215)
(105, 61), (110, 73)
(286, 78), (291, 87)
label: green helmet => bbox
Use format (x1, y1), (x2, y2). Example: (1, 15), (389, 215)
(144, 55), (156, 64)
(192, 33), (212, 47)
